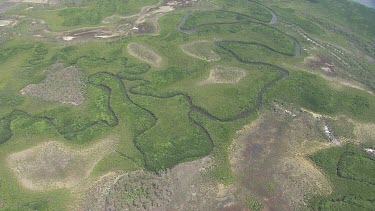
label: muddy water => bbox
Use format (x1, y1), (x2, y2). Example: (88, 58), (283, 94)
(176, 11), (194, 34)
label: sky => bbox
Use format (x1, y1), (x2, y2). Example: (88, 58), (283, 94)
(352, 0), (375, 8)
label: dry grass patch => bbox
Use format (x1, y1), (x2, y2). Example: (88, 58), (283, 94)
(105, 170), (174, 210)
(21, 64), (86, 105)
(7, 138), (118, 191)
(127, 42), (162, 67)
(74, 170), (172, 211)
(72, 171), (123, 211)
(180, 40), (220, 62)
(275, 156), (332, 207)
(352, 120), (375, 144)
(73, 157), (222, 211)
(200, 65), (246, 85)
(230, 107), (332, 209)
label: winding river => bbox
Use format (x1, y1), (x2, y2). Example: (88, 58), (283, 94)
(175, 2), (301, 122)
(0, 0), (302, 170)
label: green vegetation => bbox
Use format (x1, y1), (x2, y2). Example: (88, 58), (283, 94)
(338, 152), (375, 185)
(130, 95), (212, 171)
(265, 71), (375, 122)
(309, 145), (375, 210)
(106, 170), (173, 210)
(22, 0), (159, 31)
(269, 0), (375, 39)
(0, 0), (374, 209)
(247, 195), (264, 211)
(181, 13), (295, 56)
(219, 41), (294, 61)
(118, 63), (150, 75)
(264, 0), (375, 91)
(222, 0), (272, 22)
(178, 65), (279, 120)
(181, 10), (258, 29)
(305, 0), (375, 38)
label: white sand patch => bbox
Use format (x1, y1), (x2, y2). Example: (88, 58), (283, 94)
(365, 148), (375, 155)
(63, 36), (75, 41)
(300, 108), (325, 119)
(24, 6), (34, 10)
(94, 34), (117, 39)
(0, 20), (12, 27)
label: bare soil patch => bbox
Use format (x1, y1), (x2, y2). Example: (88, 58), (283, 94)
(180, 40), (220, 62)
(7, 138), (118, 191)
(21, 64), (86, 105)
(304, 55), (336, 76)
(200, 65), (246, 85)
(127, 42), (163, 67)
(230, 106), (332, 210)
